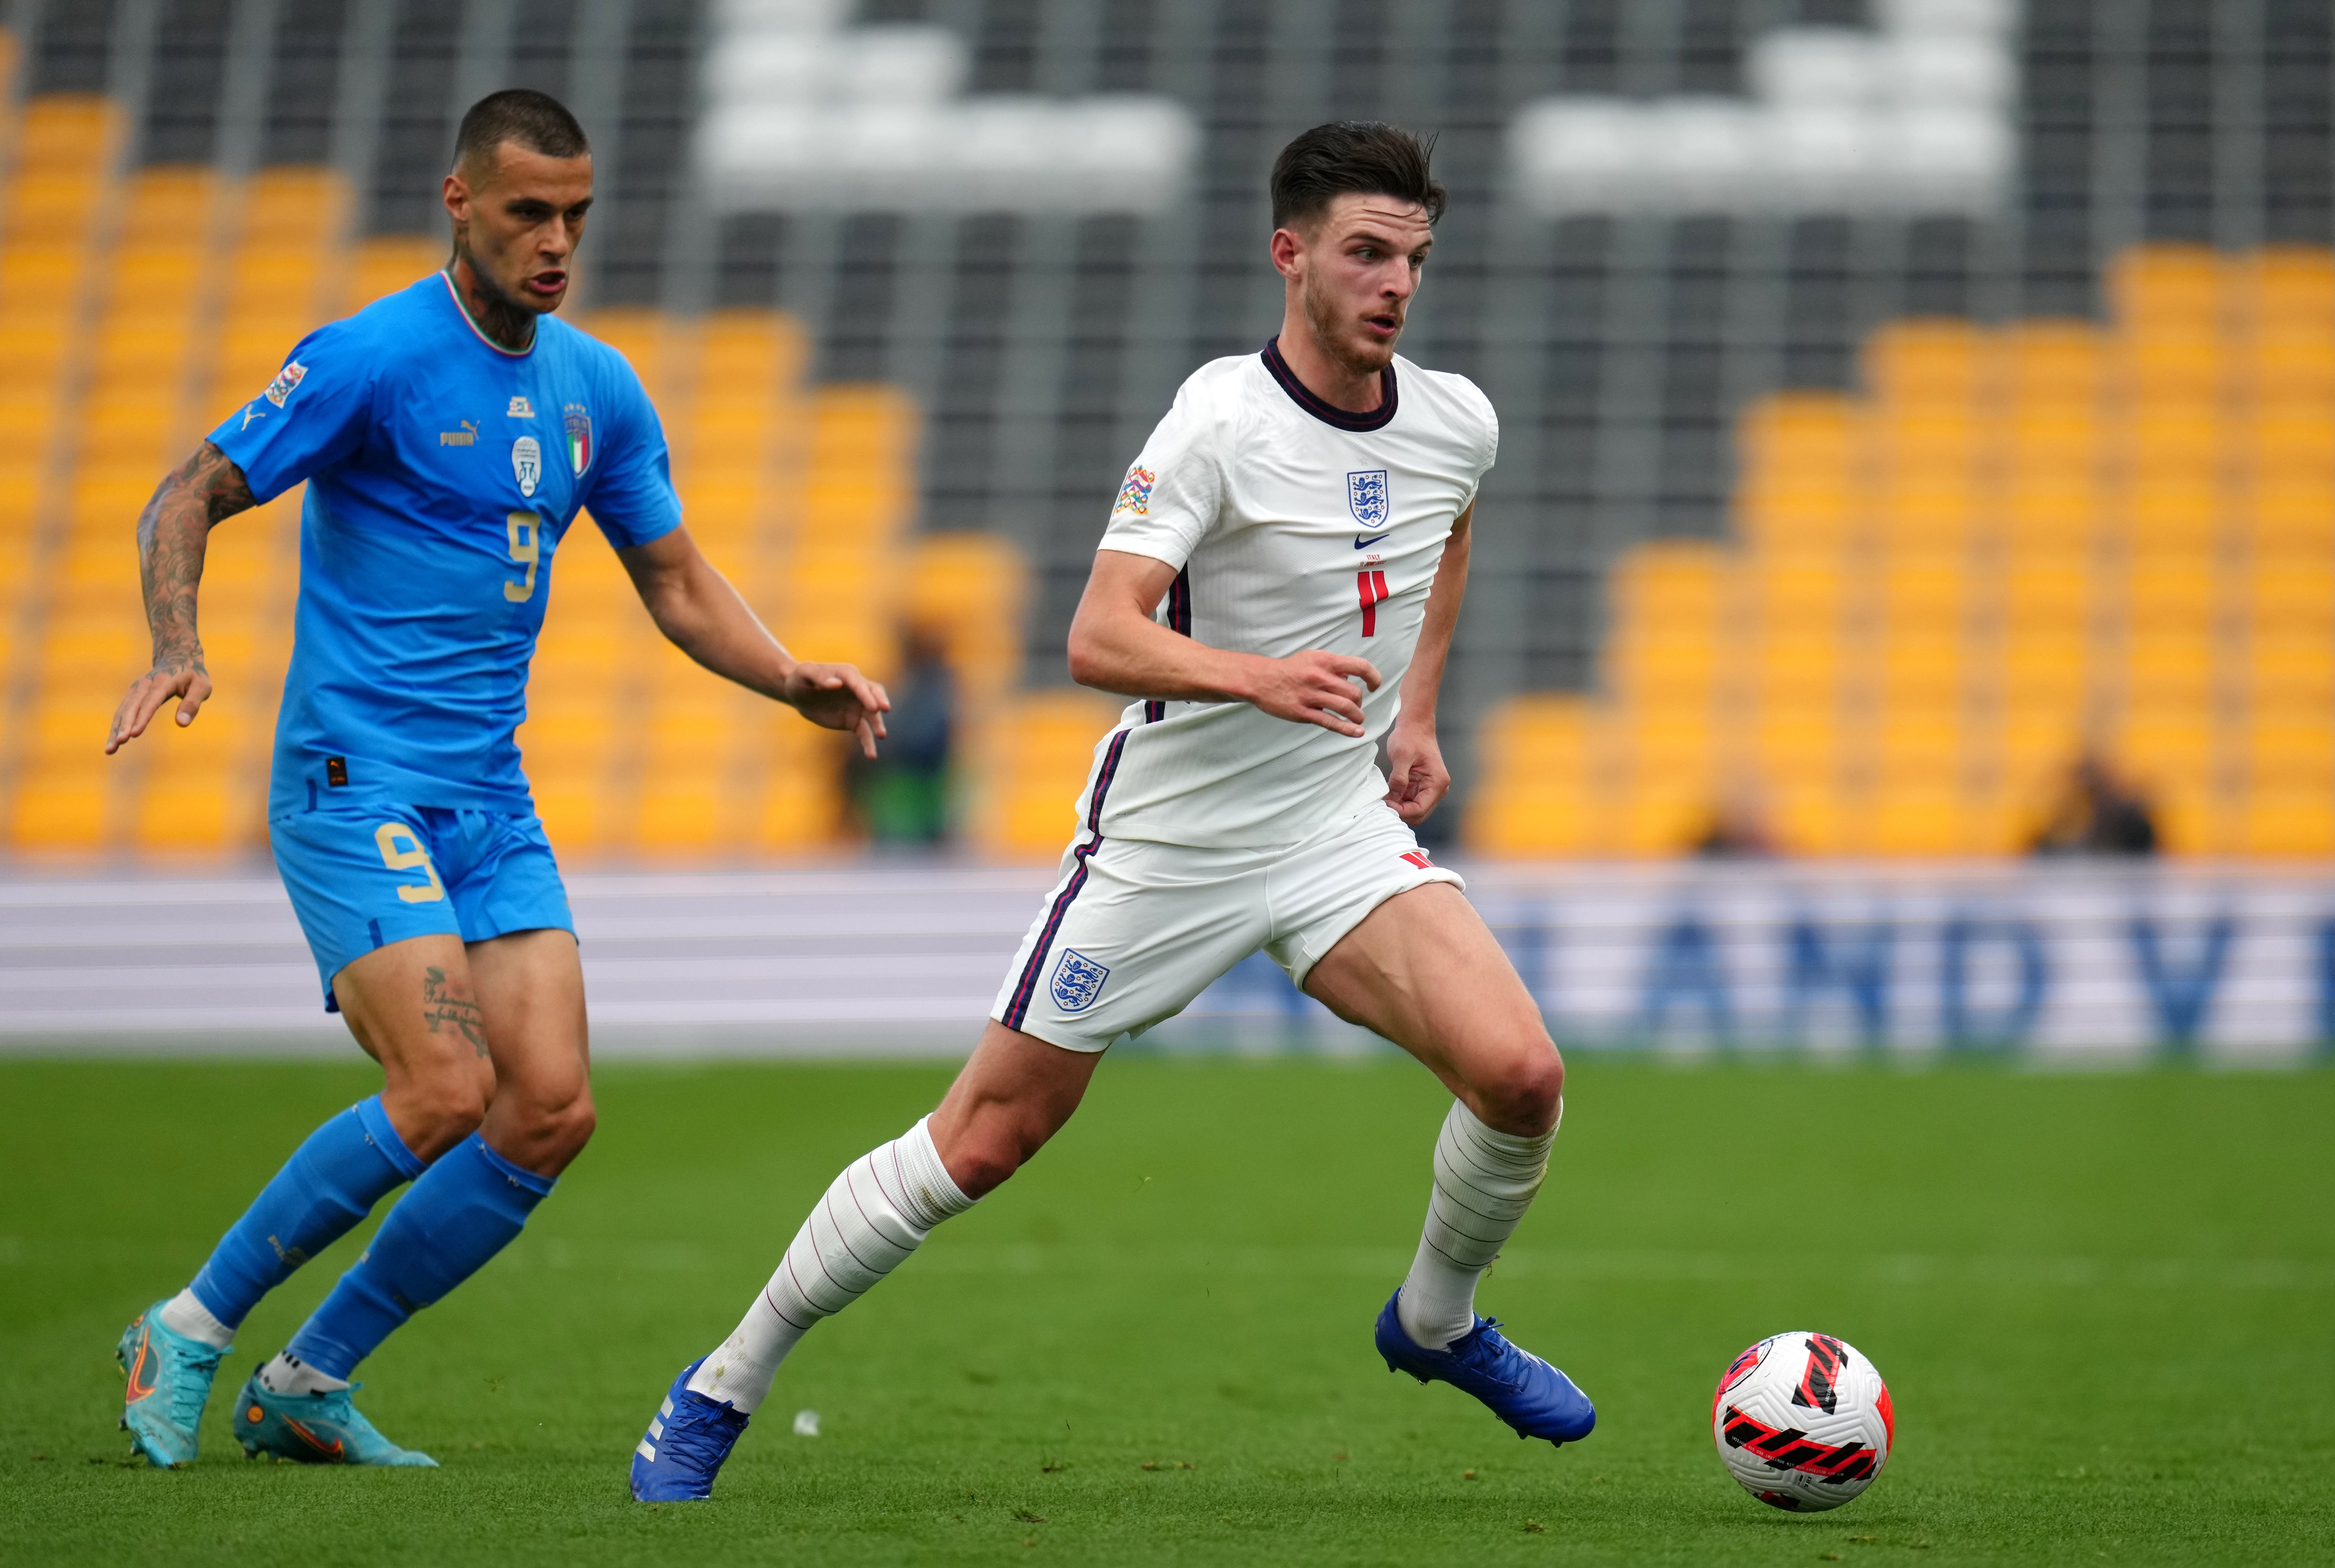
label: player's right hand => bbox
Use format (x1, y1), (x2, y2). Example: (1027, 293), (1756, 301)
(105, 661), (211, 755)
(1245, 650), (1380, 737)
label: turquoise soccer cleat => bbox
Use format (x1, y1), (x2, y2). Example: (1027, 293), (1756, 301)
(230, 1371), (438, 1466)
(118, 1302), (229, 1467)
(1375, 1290), (1597, 1447)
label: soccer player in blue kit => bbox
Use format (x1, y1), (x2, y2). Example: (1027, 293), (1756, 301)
(102, 90), (889, 1468)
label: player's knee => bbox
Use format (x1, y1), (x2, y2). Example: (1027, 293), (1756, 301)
(935, 1111), (1037, 1199)
(1478, 1040), (1564, 1136)
(944, 1131), (1024, 1200)
(406, 1072), (489, 1152)
(537, 1087), (597, 1162)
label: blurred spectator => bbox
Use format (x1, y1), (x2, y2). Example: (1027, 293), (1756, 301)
(2029, 753), (2159, 857)
(1692, 789), (1778, 858)
(849, 625), (956, 846)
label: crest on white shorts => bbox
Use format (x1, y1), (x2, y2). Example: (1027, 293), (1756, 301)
(1050, 948), (1110, 1013)
(1347, 469), (1389, 528)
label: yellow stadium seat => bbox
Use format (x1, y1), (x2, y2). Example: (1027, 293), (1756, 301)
(0, 400), (57, 462)
(1736, 393), (1856, 477)
(2250, 634), (2335, 708)
(2002, 320), (2104, 406)
(1754, 717), (1836, 789)
(350, 237), (444, 311)
(1864, 318), (1984, 409)
(2248, 480), (2335, 546)
(2243, 791), (2335, 856)
(968, 688), (1122, 860)
(0, 244), (86, 311)
(1610, 628), (1718, 698)
(2248, 248), (2335, 320)
(2115, 710), (2213, 788)
(2248, 717), (2334, 784)
(2123, 550), (2217, 627)
(1752, 633), (1837, 708)
(2124, 631), (2216, 709)
(1870, 409), (1979, 477)
(2241, 334), (2335, 400)
(2122, 482), (2218, 546)
(1878, 634), (1961, 703)
(5, 176), (105, 244)
(1869, 786), (1965, 855)
(1875, 708), (1958, 771)
(2000, 632), (2086, 702)
(224, 250), (328, 307)
(238, 167), (349, 243)
(2253, 410), (2335, 471)
(2111, 245), (2223, 329)
(1735, 478), (1855, 546)
(2250, 554), (2335, 625)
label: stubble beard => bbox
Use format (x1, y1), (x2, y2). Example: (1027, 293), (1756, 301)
(1303, 272), (1399, 379)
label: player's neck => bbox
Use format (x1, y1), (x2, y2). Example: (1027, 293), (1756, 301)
(446, 254), (539, 353)
(1272, 316), (1386, 414)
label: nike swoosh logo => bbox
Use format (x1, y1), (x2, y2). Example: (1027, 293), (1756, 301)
(125, 1328), (157, 1402)
(1354, 532), (1390, 549)
(286, 1418), (345, 1460)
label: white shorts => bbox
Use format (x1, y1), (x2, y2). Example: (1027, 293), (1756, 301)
(990, 800), (1466, 1052)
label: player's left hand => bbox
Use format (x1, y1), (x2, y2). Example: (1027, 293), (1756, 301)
(782, 662), (891, 758)
(1384, 723), (1448, 824)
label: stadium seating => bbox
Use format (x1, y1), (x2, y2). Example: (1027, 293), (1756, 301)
(1471, 246), (2335, 858)
(0, 3), (2329, 866)
(0, 63), (1040, 863)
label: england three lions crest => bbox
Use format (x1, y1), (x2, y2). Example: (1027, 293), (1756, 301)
(1347, 469), (1390, 528)
(1050, 948), (1110, 1014)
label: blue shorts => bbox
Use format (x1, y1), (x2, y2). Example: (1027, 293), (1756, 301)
(269, 804), (574, 1010)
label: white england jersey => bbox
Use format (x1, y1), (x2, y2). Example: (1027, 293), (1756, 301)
(1082, 340), (1499, 849)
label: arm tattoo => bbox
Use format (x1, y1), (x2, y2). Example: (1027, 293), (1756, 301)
(135, 441), (254, 674)
(422, 965), (491, 1058)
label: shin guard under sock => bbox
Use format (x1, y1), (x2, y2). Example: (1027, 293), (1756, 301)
(687, 1115), (974, 1413)
(286, 1133), (553, 1379)
(181, 1097), (424, 1336)
(1396, 1098), (1558, 1350)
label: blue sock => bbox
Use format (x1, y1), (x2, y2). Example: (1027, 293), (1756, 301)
(189, 1097), (424, 1330)
(286, 1133), (555, 1379)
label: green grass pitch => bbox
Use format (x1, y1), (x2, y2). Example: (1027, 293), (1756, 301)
(3, 1053), (2331, 1565)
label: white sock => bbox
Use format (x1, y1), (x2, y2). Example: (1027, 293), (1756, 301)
(1396, 1098), (1559, 1351)
(256, 1351), (348, 1396)
(687, 1115), (974, 1414)
(158, 1288), (234, 1349)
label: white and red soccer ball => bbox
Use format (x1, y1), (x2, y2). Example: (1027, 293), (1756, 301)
(1711, 1332), (1893, 1512)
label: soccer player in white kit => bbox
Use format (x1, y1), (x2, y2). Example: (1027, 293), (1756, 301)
(630, 123), (1595, 1501)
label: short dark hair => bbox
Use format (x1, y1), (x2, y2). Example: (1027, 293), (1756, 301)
(1270, 122), (1446, 231)
(453, 89), (590, 175)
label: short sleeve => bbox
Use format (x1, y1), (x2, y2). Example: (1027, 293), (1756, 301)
(1459, 380), (1499, 512)
(580, 350), (683, 549)
(1097, 390), (1223, 570)
(207, 323), (377, 504)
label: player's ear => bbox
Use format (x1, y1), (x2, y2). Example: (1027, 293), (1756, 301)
(1270, 226), (1305, 278)
(442, 170), (471, 226)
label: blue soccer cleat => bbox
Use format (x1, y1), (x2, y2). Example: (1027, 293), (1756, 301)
(631, 1358), (750, 1502)
(118, 1302), (229, 1467)
(230, 1371), (437, 1466)
(1375, 1289), (1597, 1447)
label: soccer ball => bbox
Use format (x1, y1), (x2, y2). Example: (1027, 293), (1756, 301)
(1710, 1331), (1893, 1512)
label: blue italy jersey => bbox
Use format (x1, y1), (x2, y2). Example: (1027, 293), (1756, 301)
(211, 272), (682, 816)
